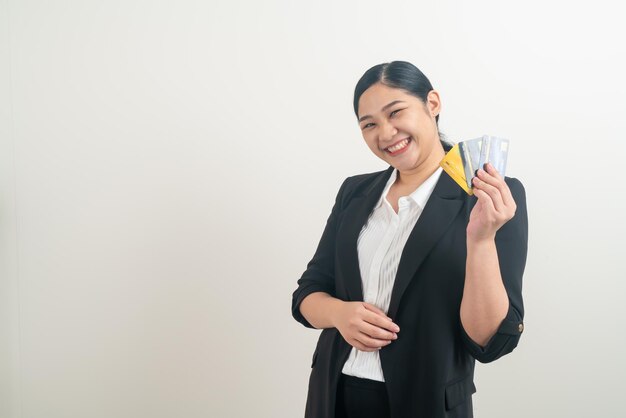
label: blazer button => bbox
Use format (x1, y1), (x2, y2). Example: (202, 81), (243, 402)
(518, 323), (524, 333)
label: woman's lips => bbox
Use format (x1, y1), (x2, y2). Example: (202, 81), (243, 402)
(385, 137), (411, 155)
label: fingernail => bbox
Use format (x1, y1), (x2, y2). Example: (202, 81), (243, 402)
(483, 163), (489, 170)
(474, 169), (478, 177)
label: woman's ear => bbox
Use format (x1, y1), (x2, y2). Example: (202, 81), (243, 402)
(426, 90), (441, 118)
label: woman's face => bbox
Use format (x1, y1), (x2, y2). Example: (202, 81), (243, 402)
(357, 82), (444, 173)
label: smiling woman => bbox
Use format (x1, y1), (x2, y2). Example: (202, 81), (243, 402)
(357, 83), (446, 194)
(291, 61), (528, 418)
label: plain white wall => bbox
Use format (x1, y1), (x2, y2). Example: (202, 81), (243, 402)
(2, 0), (625, 417)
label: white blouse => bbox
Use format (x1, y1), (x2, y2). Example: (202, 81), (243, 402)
(340, 166), (443, 382)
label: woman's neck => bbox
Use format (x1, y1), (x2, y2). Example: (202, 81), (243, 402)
(395, 148), (445, 189)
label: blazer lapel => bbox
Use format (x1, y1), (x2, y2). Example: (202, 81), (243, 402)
(387, 172), (465, 319)
(336, 166), (394, 302)
(336, 165), (466, 319)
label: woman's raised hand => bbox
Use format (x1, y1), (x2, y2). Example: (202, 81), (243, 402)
(467, 162), (517, 242)
(333, 301), (400, 352)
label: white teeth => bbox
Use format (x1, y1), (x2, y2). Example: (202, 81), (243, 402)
(387, 138), (409, 152)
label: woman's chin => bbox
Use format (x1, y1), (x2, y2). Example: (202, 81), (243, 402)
(388, 154), (420, 170)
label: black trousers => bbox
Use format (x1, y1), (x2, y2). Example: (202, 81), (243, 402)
(335, 373), (391, 418)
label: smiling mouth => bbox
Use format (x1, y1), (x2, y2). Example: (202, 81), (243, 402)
(384, 137), (411, 153)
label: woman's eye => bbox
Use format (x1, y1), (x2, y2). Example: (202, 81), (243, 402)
(363, 123), (374, 129)
(390, 109), (402, 117)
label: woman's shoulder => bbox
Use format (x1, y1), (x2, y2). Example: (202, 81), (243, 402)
(333, 166), (392, 209)
(344, 166), (393, 189)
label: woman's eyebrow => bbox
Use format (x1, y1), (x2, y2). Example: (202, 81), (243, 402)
(358, 100), (406, 122)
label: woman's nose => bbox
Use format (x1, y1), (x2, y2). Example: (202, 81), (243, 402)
(379, 120), (398, 142)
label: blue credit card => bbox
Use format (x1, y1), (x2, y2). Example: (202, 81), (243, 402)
(459, 135), (509, 189)
(459, 136), (483, 189)
(477, 135), (509, 178)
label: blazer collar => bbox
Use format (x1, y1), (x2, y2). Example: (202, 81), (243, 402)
(336, 164), (466, 319)
(356, 164), (464, 200)
(372, 166), (444, 211)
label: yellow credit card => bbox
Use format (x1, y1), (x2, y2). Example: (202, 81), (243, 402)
(440, 144), (473, 195)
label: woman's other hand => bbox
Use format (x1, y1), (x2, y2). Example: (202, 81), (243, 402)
(467, 162), (517, 243)
(334, 301), (400, 352)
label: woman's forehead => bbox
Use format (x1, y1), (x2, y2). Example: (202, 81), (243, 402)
(358, 85), (419, 115)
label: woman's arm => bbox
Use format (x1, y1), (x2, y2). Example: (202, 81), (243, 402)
(460, 163), (527, 357)
(291, 174), (400, 351)
(461, 238), (509, 346)
(300, 291), (400, 352)
(299, 291), (343, 329)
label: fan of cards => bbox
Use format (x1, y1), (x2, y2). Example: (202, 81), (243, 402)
(440, 135), (509, 195)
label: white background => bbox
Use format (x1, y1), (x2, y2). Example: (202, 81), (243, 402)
(1, 1), (625, 417)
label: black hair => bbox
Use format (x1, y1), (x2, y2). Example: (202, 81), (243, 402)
(353, 61), (453, 151)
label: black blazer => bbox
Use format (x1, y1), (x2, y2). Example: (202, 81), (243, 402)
(291, 165), (528, 418)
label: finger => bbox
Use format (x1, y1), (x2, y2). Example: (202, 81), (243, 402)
(350, 338), (376, 352)
(483, 162), (503, 180)
(476, 167), (501, 188)
(483, 163), (515, 208)
(363, 302), (400, 331)
(476, 169), (507, 208)
(356, 331), (393, 349)
(364, 310), (400, 333)
(360, 321), (397, 341)
(472, 176), (505, 213)
(472, 187), (496, 214)
(352, 336), (380, 352)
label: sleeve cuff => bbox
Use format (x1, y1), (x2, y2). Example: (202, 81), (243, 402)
(460, 303), (524, 363)
(291, 284), (334, 329)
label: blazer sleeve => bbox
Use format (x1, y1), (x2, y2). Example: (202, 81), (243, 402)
(291, 176), (351, 329)
(459, 177), (528, 363)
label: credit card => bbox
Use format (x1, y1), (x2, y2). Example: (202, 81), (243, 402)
(440, 143), (473, 195)
(459, 136), (483, 189)
(440, 135), (510, 195)
(477, 135), (509, 177)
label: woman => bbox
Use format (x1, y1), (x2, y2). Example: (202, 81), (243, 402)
(291, 61), (527, 418)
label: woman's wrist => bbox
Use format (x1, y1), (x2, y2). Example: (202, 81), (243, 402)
(327, 296), (345, 329)
(301, 292), (344, 329)
(466, 233), (496, 250)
